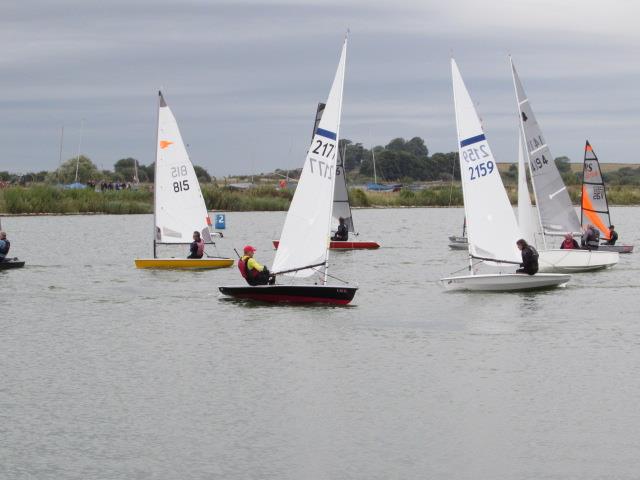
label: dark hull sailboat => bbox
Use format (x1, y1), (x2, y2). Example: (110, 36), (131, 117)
(219, 284), (357, 305)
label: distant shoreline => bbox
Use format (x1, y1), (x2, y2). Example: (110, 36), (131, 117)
(1, 184), (639, 215)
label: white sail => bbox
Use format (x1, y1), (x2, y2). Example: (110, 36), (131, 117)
(311, 102), (354, 233)
(333, 141), (355, 233)
(272, 37), (347, 277)
(451, 59), (521, 264)
(155, 92), (212, 244)
(517, 131), (540, 247)
(510, 58), (582, 235)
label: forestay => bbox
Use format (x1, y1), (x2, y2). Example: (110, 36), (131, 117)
(272, 38), (347, 277)
(517, 131), (541, 247)
(581, 141), (611, 239)
(155, 92), (212, 244)
(451, 59), (521, 264)
(311, 102), (354, 233)
(511, 59), (582, 235)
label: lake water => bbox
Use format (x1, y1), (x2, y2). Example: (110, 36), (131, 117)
(2, 207), (640, 479)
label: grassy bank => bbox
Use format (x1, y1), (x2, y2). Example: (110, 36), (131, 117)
(2, 183), (640, 215)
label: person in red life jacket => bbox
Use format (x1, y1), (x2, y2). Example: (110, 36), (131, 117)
(560, 233), (579, 250)
(187, 231), (205, 259)
(238, 245), (274, 286)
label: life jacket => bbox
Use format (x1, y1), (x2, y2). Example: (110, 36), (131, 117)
(238, 256), (260, 285)
(0, 239), (9, 258)
(561, 238), (575, 249)
(196, 240), (205, 257)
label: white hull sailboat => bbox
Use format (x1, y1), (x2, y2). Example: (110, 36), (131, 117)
(510, 59), (618, 272)
(135, 92), (233, 270)
(220, 35), (357, 304)
(440, 59), (570, 292)
(272, 102), (380, 251)
(580, 141), (633, 254)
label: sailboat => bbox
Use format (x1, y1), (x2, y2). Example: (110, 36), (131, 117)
(272, 102), (380, 250)
(220, 35), (357, 304)
(448, 218), (468, 250)
(440, 59), (570, 291)
(0, 218), (25, 270)
(135, 92), (234, 269)
(581, 140), (633, 253)
(510, 58), (619, 272)
(366, 147), (402, 191)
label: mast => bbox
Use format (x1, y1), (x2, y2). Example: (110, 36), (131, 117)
(74, 119), (84, 183)
(323, 32), (348, 284)
(153, 92), (161, 258)
(372, 146), (377, 185)
(133, 158), (139, 184)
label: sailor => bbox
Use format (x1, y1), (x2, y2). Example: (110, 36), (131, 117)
(516, 238), (539, 275)
(581, 224), (600, 250)
(560, 233), (580, 250)
(187, 231), (205, 259)
(603, 225), (618, 246)
(238, 245), (274, 285)
(331, 217), (348, 241)
(0, 231), (9, 262)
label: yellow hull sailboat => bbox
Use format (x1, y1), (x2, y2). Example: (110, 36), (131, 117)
(134, 91), (233, 270)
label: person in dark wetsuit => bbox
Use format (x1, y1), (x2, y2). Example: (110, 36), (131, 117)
(331, 217), (348, 241)
(187, 231), (205, 259)
(0, 231), (10, 262)
(516, 238), (538, 275)
(603, 225), (618, 246)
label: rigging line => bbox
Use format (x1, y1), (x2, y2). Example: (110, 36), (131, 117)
(309, 266), (349, 284)
(448, 259), (485, 276)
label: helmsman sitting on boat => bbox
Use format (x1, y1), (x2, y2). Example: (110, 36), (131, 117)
(603, 225), (618, 246)
(516, 239), (539, 275)
(239, 245), (275, 286)
(187, 231), (205, 259)
(331, 217), (348, 241)
(0, 231), (10, 262)
(581, 224), (600, 250)
(560, 233), (580, 250)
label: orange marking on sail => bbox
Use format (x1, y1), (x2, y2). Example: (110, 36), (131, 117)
(159, 140), (174, 149)
(206, 216), (212, 226)
(582, 185), (610, 239)
(585, 143), (593, 152)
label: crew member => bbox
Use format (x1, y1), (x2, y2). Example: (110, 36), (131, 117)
(604, 225), (618, 246)
(581, 224), (600, 250)
(238, 245), (274, 286)
(0, 231), (9, 262)
(560, 233), (579, 250)
(331, 217), (348, 242)
(187, 231), (205, 259)
(516, 238), (539, 275)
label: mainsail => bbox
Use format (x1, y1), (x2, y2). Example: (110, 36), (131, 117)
(310, 103), (355, 233)
(510, 59), (582, 235)
(154, 91), (213, 244)
(517, 131), (541, 247)
(581, 141), (611, 239)
(452, 59), (521, 264)
(272, 37), (347, 277)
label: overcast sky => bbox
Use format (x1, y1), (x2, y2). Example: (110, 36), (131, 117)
(1, 0), (639, 176)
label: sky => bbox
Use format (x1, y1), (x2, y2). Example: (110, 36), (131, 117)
(1, 0), (639, 177)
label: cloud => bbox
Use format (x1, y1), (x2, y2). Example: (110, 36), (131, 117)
(0, 0), (639, 175)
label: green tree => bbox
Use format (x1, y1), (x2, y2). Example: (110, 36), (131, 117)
(193, 165), (211, 183)
(54, 155), (99, 183)
(114, 158), (147, 182)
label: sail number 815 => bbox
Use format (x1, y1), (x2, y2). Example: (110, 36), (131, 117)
(468, 161), (494, 180)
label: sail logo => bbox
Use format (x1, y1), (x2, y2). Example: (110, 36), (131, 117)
(160, 140), (174, 150)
